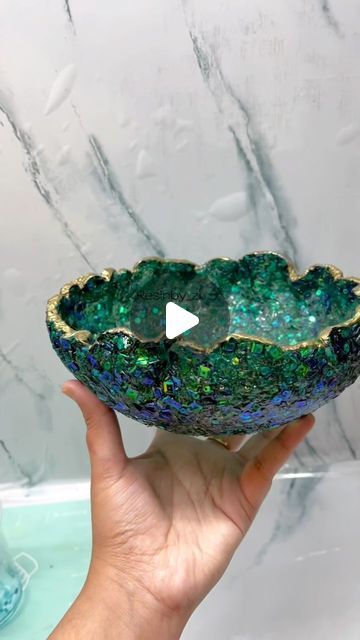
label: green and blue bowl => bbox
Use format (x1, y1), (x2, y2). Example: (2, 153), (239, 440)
(46, 252), (360, 436)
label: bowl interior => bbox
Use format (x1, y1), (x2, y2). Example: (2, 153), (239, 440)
(58, 255), (359, 348)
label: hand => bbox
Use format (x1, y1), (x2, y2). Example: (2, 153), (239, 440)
(50, 380), (315, 640)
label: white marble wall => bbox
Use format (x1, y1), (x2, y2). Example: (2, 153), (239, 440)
(0, 0), (359, 483)
(183, 460), (360, 639)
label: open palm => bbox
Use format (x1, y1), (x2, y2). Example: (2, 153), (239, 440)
(63, 380), (314, 621)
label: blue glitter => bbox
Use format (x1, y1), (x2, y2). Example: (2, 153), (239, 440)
(138, 410), (154, 420)
(188, 401), (202, 411)
(114, 401), (127, 411)
(240, 412), (252, 422)
(220, 406), (231, 414)
(164, 397), (182, 410)
(99, 371), (113, 383)
(159, 409), (172, 421)
(171, 376), (181, 389)
(87, 354), (98, 367)
(146, 402), (162, 411)
(223, 342), (236, 353)
(296, 400), (308, 408)
(103, 342), (115, 352)
(110, 384), (121, 394)
(324, 294), (331, 313)
(187, 389), (200, 399)
(272, 390), (291, 404)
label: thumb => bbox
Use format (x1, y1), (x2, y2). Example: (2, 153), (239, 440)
(62, 380), (128, 481)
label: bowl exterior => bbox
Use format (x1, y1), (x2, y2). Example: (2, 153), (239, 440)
(46, 318), (360, 436)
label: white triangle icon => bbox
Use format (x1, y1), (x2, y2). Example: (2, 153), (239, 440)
(165, 302), (199, 339)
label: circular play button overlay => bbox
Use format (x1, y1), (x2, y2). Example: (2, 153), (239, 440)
(129, 267), (230, 348)
(165, 302), (199, 339)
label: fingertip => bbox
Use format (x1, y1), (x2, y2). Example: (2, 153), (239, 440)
(60, 380), (126, 465)
(280, 413), (315, 451)
(61, 379), (77, 397)
(290, 413), (315, 431)
(305, 413), (315, 428)
(61, 379), (92, 401)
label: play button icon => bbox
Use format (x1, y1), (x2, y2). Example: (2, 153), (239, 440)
(129, 264), (230, 348)
(165, 302), (199, 339)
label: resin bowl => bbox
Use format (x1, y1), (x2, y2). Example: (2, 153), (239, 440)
(46, 252), (360, 436)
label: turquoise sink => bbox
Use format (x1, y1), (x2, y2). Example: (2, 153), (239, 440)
(1, 489), (91, 640)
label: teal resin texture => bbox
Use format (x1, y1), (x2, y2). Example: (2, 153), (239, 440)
(46, 252), (360, 436)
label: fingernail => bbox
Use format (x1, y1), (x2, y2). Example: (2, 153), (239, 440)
(61, 381), (72, 396)
(294, 414), (315, 428)
(295, 414), (310, 423)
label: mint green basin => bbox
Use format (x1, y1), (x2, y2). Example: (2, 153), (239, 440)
(1, 497), (91, 640)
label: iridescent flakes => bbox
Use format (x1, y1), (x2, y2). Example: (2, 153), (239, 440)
(46, 252), (360, 436)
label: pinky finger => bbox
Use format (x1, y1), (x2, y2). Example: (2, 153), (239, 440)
(240, 414), (315, 507)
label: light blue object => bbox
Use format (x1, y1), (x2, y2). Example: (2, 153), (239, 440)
(1, 494), (91, 640)
(0, 522), (23, 628)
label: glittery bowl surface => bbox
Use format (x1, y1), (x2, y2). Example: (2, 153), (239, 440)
(46, 252), (360, 436)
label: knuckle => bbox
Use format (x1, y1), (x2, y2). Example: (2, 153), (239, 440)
(253, 455), (272, 484)
(253, 455), (263, 471)
(97, 458), (118, 483)
(278, 435), (292, 456)
(85, 427), (99, 456)
(85, 428), (119, 483)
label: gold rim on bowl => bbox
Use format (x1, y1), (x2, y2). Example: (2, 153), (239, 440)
(46, 251), (360, 355)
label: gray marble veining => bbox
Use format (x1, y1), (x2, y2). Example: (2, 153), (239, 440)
(182, 460), (360, 639)
(320, 0), (342, 36)
(88, 134), (165, 257)
(0, 96), (95, 271)
(181, 8), (299, 264)
(63, 0), (75, 33)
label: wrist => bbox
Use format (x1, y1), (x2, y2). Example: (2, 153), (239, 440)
(49, 558), (189, 640)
